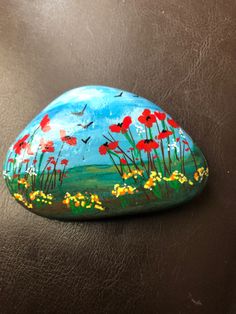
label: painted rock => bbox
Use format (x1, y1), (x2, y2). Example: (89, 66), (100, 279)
(3, 86), (208, 220)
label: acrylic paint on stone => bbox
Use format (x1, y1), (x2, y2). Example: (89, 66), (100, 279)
(3, 86), (208, 220)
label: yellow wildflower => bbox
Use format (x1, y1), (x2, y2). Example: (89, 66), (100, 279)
(111, 184), (136, 197)
(95, 204), (105, 211)
(18, 178), (30, 188)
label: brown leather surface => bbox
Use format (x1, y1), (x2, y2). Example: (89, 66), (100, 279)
(0, 1), (235, 313)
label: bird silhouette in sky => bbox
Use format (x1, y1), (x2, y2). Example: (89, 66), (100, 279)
(77, 121), (93, 129)
(114, 91), (123, 97)
(81, 136), (91, 144)
(71, 104), (87, 116)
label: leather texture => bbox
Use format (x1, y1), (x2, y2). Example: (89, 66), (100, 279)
(0, 1), (235, 313)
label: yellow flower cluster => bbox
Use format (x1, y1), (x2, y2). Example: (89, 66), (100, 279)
(163, 170), (189, 184)
(144, 171), (162, 190)
(144, 170), (194, 190)
(63, 192), (105, 211)
(18, 178), (30, 189)
(29, 191), (53, 205)
(194, 167), (209, 182)
(122, 169), (143, 180)
(111, 184), (136, 197)
(13, 193), (33, 209)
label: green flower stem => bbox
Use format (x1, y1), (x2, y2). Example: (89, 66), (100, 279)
(182, 144), (186, 175)
(170, 127), (180, 161)
(155, 122), (170, 175)
(188, 144), (198, 171)
(36, 153), (45, 188)
(148, 127), (164, 175)
(45, 142), (64, 193)
(162, 120), (172, 172)
(108, 152), (122, 176)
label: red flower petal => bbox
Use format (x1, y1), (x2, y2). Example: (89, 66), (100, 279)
(99, 145), (108, 155)
(13, 134), (30, 155)
(122, 116), (132, 129)
(120, 158), (127, 164)
(167, 119), (179, 128)
(138, 115), (146, 124)
(154, 111), (166, 121)
(60, 130), (77, 146)
(182, 140), (189, 145)
(109, 124), (121, 133)
(61, 159), (69, 165)
(157, 130), (173, 140)
(143, 109), (151, 116)
(40, 114), (51, 132)
(108, 141), (119, 150)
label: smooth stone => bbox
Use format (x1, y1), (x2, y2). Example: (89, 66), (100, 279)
(3, 86), (208, 220)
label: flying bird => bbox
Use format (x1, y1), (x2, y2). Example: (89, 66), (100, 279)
(114, 91), (123, 97)
(77, 121), (93, 129)
(81, 136), (91, 144)
(71, 104), (87, 116)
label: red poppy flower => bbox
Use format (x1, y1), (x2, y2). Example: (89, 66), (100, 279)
(23, 159), (30, 163)
(182, 140), (189, 145)
(120, 158), (127, 165)
(157, 130), (173, 140)
(61, 159), (69, 166)
(176, 137), (180, 142)
(40, 139), (55, 153)
(47, 166), (51, 171)
(40, 114), (51, 132)
(8, 158), (14, 163)
(185, 148), (190, 152)
(13, 134), (30, 155)
(99, 141), (119, 155)
(60, 130), (77, 146)
(47, 156), (54, 162)
(51, 160), (56, 165)
(136, 139), (159, 153)
(33, 159), (37, 164)
(155, 111), (166, 120)
(167, 118), (179, 128)
(138, 109), (156, 128)
(13, 174), (19, 178)
(56, 169), (61, 173)
(109, 116), (132, 133)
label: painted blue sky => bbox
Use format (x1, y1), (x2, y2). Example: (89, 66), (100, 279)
(9, 86), (193, 168)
